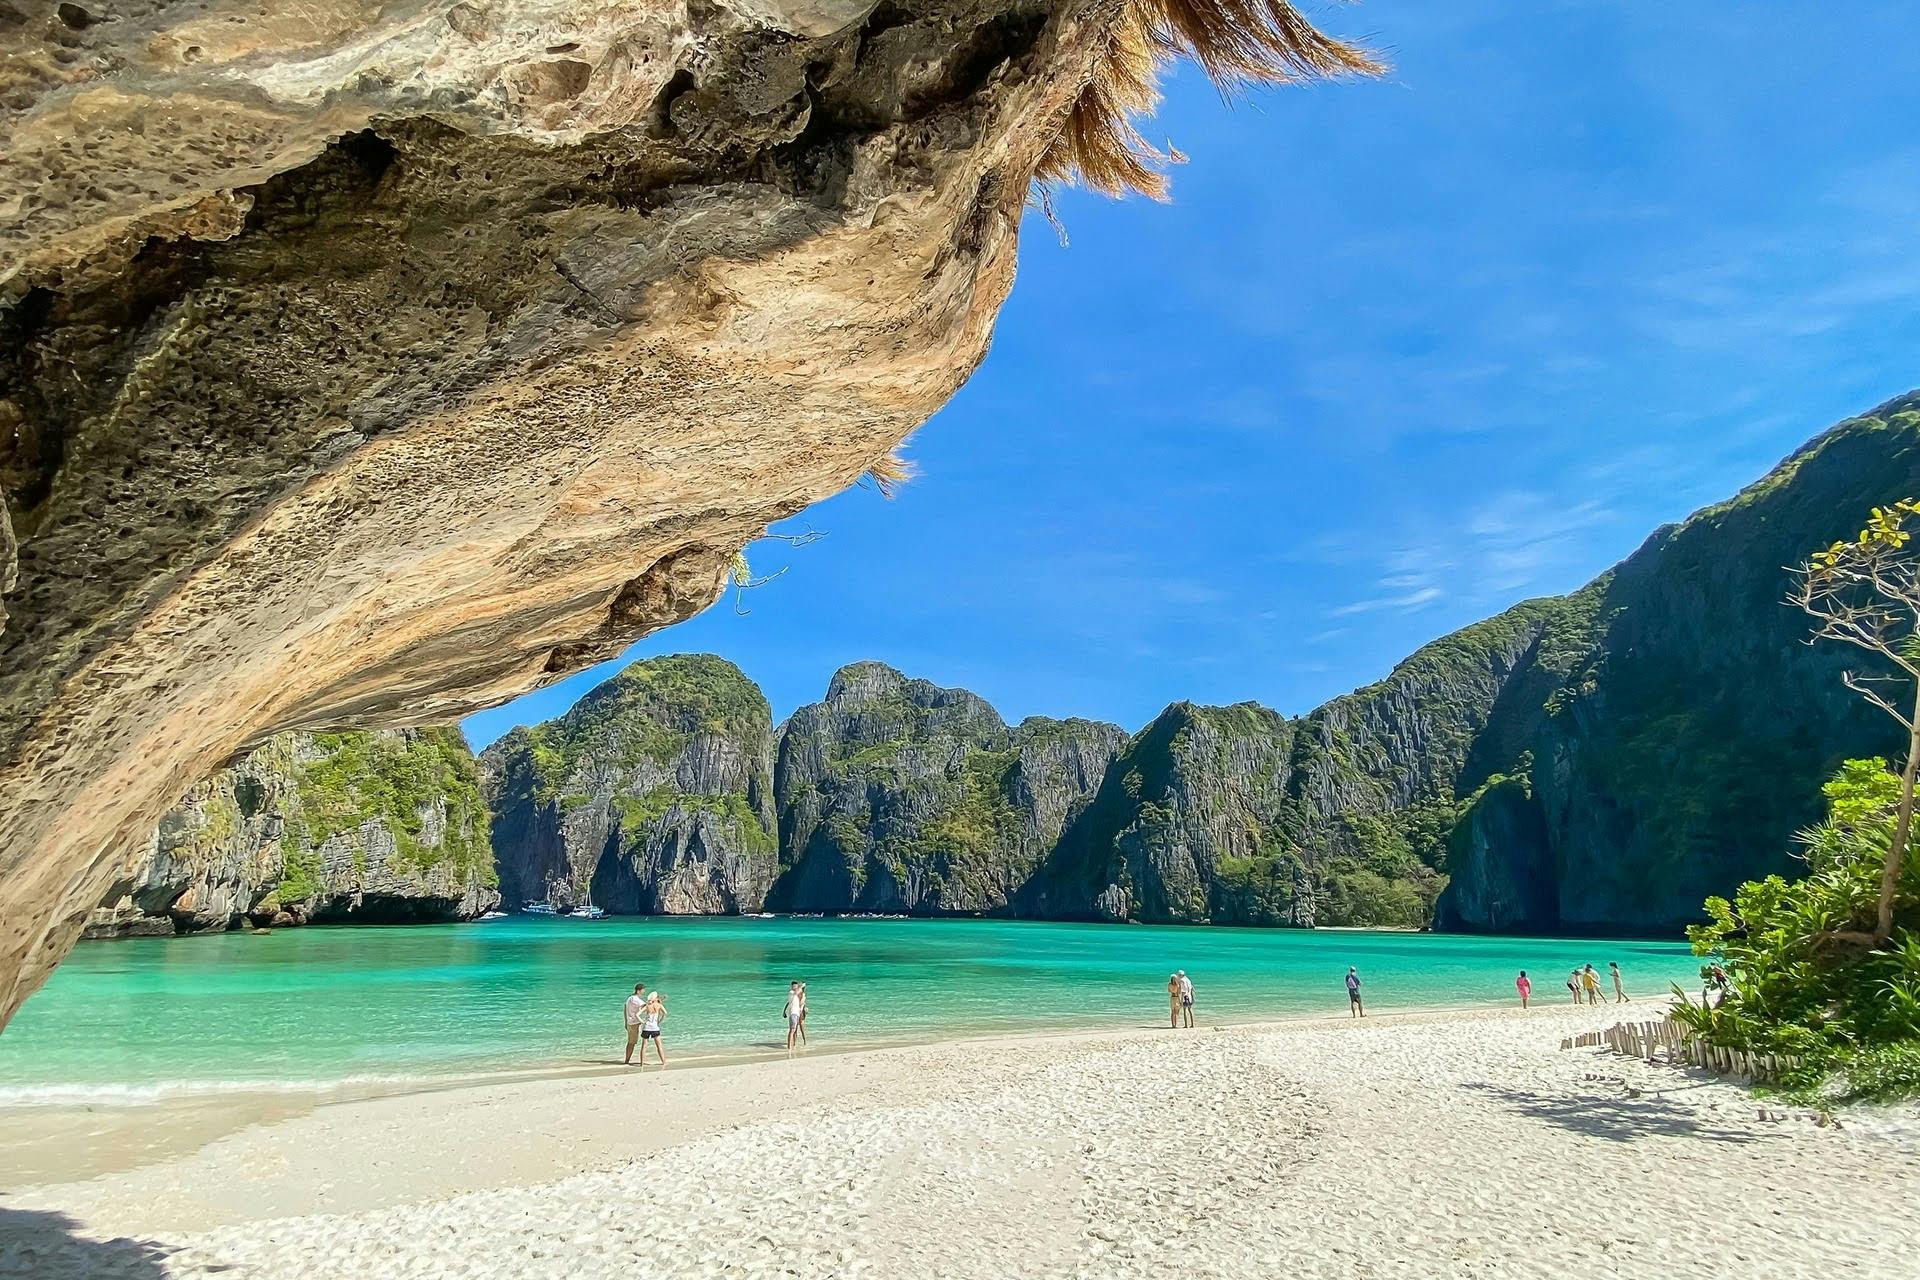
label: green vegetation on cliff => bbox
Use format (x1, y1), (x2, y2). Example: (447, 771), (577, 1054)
(279, 728), (495, 898)
(519, 654), (772, 802)
(474, 395), (1920, 936)
(480, 654), (778, 914)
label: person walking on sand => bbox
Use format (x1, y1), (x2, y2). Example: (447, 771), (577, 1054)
(1515, 970), (1532, 1009)
(1345, 966), (1363, 1018)
(785, 981), (806, 1051)
(624, 982), (649, 1065)
(637, 991), (668, 1068)
(1581, 964), (1604, 1005)
(1609, 961), (1630, 1003)
(1178, 970), (1195, 1028)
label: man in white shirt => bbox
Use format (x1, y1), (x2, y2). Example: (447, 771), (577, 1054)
(1178, 970), (1194, 1028)
(623, 983), (649, 1064)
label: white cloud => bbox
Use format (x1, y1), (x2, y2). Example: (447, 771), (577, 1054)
(1330, 585), (1444, 617)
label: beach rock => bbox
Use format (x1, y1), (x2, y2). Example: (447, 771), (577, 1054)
(481, 655), (778, 913)
(83, 729), (498, 937)
(0, 0), (1160, 1024)
(770, 662), (1125, 912)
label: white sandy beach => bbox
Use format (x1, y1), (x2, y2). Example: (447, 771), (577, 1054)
(4, 1004), (1917, 1279)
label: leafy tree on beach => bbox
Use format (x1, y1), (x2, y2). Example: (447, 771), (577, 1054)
(1789, 499), (1920, 946)
(1672, 502), (1920, 1099)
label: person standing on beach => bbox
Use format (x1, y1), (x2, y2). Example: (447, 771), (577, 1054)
(1609, 961), (1629, 1003)
(1515, 970), (1531, 1009)
(1567, 970), (1582, 1005)
(1581, 964), (1604, 1005)
(797, 981), (810, 1044)
(624, 982), (649, 1065)
(1345, 966), (1364, 1018)
(785, 982), (806, 1051)
(1178, 970), (1195, 1028)
(638, 991), (668, 1068)
(1167, 974), (1183, 1028)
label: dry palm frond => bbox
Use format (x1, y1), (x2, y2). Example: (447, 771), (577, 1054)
(1036, 3), (1168, 198)
(864, 449), (917, 499)
(1038, 0), (1384, 199)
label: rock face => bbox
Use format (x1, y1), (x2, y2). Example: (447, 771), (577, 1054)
(1044, 395), (1920, 935)
(771, 661), (1125, 911)
(485, 392), (1920, 936)
(481, 655), (778, 913)
(1020, 702), (1313, 925)
(0, 0), (1163, 1025)
(86, 729), (498, 938)
(1437, 397), (1920, 932)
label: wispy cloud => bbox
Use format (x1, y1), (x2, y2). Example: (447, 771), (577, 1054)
(1330, 584), (1444, 617)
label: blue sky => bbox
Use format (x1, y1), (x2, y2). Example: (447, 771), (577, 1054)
(464, 0), (1920, 749)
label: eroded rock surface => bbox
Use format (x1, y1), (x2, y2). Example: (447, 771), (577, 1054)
(772, 660), (1126, 911)
(86, 728), (497, 937)
(481, 653), (778, 912)
(0, 0), (1128, 1024)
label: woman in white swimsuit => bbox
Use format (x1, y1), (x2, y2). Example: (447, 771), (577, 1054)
(638, 991), (667, 1068)
(785, 981), (805, 1051)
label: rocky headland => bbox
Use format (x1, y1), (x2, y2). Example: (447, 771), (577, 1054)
(480, 654), (777, 913)
(86, 729), (498, 938)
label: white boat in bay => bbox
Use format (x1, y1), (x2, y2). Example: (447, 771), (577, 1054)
(570, 904), (608, 919)
(520, 902), (559, 916)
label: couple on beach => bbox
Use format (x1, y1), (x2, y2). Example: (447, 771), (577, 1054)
(1166, 970), (1195, 1027)
(1571, 962), (1627, 1005)
(623, 983), (668, 1067)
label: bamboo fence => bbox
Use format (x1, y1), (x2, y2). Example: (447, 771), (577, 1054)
(1562, 1018), (1803, 1084)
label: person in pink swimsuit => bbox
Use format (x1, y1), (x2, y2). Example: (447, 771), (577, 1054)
(1515, 970), (1532, 1009)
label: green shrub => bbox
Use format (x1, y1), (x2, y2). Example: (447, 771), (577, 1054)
(1672, 758), (1920, 1097)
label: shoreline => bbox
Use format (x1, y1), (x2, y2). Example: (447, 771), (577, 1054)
(1, 992), (1637, 1187)
(6, 1001), (1915, 1279)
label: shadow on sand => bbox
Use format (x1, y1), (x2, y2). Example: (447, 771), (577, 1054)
(0, 1207), (183, 1279)
(1461, 1082), (1760, 1144)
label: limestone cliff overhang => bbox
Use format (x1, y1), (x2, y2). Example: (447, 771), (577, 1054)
(0, 0), (1371, 1027)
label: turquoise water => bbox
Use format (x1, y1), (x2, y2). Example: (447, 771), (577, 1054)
(0, 917), (1699, 1103)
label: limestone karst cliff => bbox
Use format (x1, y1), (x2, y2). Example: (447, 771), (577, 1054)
(0, 0), (1377, 1026)
(1436, 396), (1920, 932)
(88, 729), (498, 938)
(771, 661), (1126, 912)
(481, 395), (1920, 933)
(480, 655), (777, 913)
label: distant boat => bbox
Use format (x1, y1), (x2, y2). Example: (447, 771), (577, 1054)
(478, 911), (508, 921)
(570, 903), (608, 919)
(521, 902), (559, 916)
